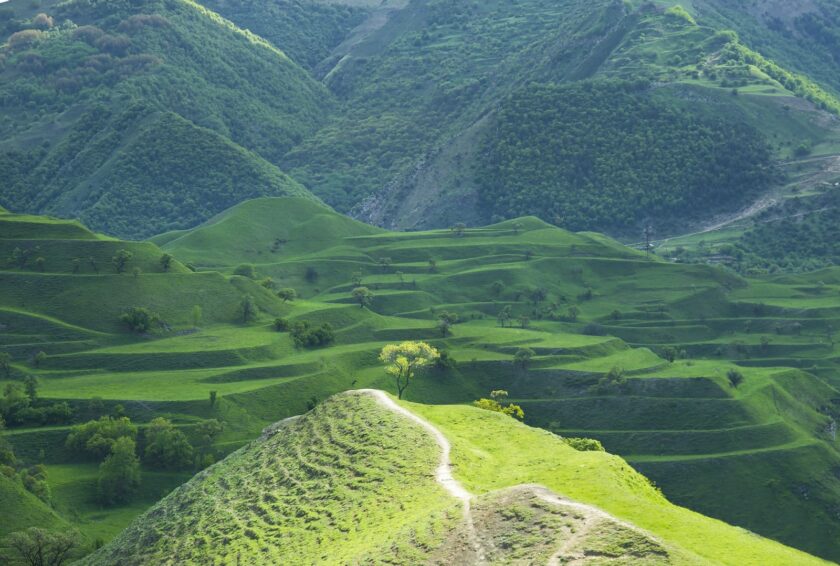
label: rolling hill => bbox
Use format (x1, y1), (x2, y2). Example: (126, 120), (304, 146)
(80, 391), (826, 565)
(2, 198), (840, 562)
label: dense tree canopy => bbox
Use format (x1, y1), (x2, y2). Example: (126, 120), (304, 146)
(476, 80), (778, 234)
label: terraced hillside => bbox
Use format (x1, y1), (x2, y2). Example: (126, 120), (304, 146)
(82, 392), (825, 565)
(3, 199), (840, 560)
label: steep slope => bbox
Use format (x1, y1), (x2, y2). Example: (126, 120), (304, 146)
(0, 0), (330, 237)
(0, 474), (70, 538)
(200, 0), (369, 70)
(262, 0), (840, 238)
(81, 392), (826, 565)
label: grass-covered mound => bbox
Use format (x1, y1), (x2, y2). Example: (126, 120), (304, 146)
(79, 394), (457, 565)
(0, 0), (328, 237)
(82, 392), (826, 565)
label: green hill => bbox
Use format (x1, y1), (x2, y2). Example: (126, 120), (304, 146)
(80, 392), (826, 565)
(0, 0), (329, 237)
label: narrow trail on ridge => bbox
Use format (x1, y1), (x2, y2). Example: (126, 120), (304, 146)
(353, 389), (486, 563)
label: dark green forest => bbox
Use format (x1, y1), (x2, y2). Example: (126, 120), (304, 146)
(475, 80), (779, 233)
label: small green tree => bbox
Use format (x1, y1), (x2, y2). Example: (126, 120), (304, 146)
(233, 264), (256, 279)
(566, 305), (580, 322)
(120, 307), (161, 334)
(143, 417), (194, 470)
(239, 295), (257, 323)
(23, 375), (38, 402)
(66, 416), (137, 460)
(497, 305), (512, 327)
(490, 280), (505, 296)
(352, 286), (374, 308)
(4, 527), (80, 566)
(727, 369), (744, 388)
(0, 352), (11, 378)
(518, 315), (530, 329)
(378, 257), (393, 272)
(662, 346), (678, 363)
(209, 390), (217, 409)
(514, 347), (535, 368)
(112, 249), (133, 274)
(277, 288), (297, 303)
(437, 311), (459, 337)
(98, 437), (141, 505)
(33, 351), (47, 368)
(379, 341), (440, 399)
(159, 253), (173, 272)
(450, 223), (466, 238)
(191, 305), (203, 328)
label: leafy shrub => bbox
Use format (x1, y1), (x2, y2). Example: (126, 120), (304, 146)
(233, 264), (256, 279)
(472, 390), (524, 420)
(120, 307), (161, 333)
(66, 416), (137, 459)
(290, 321), (335, 348)
(589, 366), (627, 395)
(143, 418), (194, 470)
(563, 437), (605, 452)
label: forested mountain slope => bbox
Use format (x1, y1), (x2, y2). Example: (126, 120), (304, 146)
(0, 0), (327, 237)
(3, 0), (840, 246)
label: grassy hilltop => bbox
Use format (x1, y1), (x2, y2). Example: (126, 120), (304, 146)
(2, 198), (840, 562)
(82, 392), (826, 565)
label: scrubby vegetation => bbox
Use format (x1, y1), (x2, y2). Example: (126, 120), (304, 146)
(476, 80), (778, 233)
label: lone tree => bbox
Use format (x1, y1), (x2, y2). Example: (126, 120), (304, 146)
(450, 223), (466, 238)
(727, 369), (744, 388)
(98, 436), (141, 505)
(159, 253), (173, 272)
(352, 286), (374, 309)
(33, 351), (47, 368)
(437, 311), (459, 337)
(239, 295), (257, 323)
(4, 527), (80, 566)
(514, 347), (535, 368)
(0, 352), (11, 377)
(112, 249), (133, 274)
(277, 288), (297, 303)
(120, 307), (161, 334)
(24, 375), (38, 402)
(379, 341), (439, 399)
